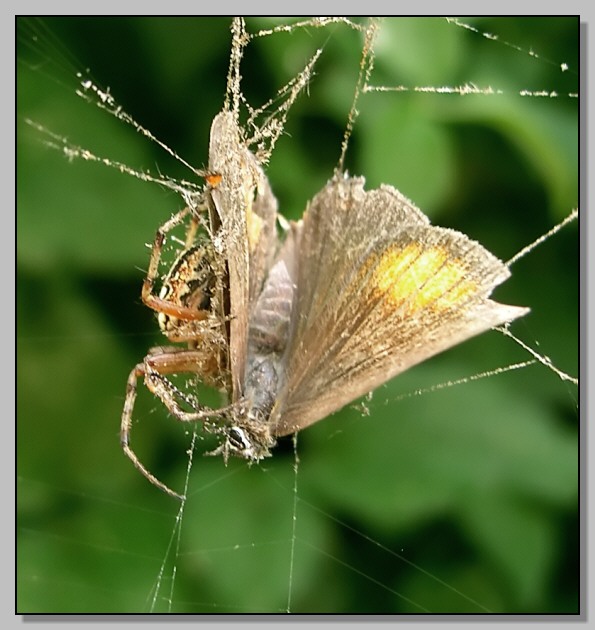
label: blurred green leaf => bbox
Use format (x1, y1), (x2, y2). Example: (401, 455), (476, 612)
(17, 17), (578, 614)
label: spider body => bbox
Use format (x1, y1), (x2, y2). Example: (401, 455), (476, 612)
(157, 243), (217, 339)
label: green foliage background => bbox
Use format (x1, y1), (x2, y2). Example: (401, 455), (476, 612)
(17, 17), (578, 614)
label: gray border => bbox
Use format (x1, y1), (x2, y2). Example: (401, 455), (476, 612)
(12, 6), (587, 629)
(579, 15), (588, 627)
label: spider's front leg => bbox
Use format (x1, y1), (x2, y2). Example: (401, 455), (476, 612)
(121, 346), (233, 500)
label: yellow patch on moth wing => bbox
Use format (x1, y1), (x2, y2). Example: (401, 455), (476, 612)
(372, 243), (478, 316)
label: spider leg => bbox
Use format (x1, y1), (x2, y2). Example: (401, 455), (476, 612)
(121, 360), (185, 500)
(120, 346), (237, 500)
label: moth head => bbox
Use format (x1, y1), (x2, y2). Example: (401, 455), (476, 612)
(227, 425), (274, 460)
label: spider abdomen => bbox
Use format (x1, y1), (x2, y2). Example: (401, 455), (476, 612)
(157, 244), (216, 332)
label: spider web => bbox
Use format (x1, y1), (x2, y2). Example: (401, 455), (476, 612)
(17, 17), (579, 615)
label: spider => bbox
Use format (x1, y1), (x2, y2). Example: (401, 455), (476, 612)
(120, 111), (282, 501)
(120, 200), (233, 499)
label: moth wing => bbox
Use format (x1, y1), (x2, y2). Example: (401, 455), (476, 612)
(247, 161), (279, 309)
(271, 176), (528, 436)
(208, 112), (278, 400)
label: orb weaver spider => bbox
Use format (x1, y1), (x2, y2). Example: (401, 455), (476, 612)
(120, 112), (282, 500)
(120, 201), (233, 499)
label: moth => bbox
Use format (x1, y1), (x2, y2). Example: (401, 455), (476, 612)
(121, 110), (528, 499)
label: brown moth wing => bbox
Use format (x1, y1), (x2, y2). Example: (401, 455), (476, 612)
(207, 112), (278, 400)
(246, 164), (279, 309)
(271, 176), (529, 436)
